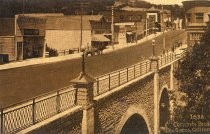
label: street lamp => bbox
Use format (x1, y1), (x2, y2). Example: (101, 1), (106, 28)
(152, 39), (155, 57)
(152, 27), (155, 34)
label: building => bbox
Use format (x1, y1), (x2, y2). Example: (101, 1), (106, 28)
(147, 6), (172, 31)
(183, 0), (210, 45)
(44, 15), (110, 54)
(0, 15), (46, 62)
(101, 7), (149, 45)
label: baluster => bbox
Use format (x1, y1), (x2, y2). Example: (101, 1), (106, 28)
(167, 53), (169, 63)
(32, 98), (36, 124)
(127, 68), (129, 82)
(74, 88), (78, 105)
(140, 62), (142, 76)
(108, 74), (111, 90)
(118, 71), (120, 86)
(134, 65), (136, 78)
(1, 107), (3, 134)
(97, 78), (99, 95)
(56, 91), (61, 113)
(146, 61), (147, 73)
(165, 55), (166, 65)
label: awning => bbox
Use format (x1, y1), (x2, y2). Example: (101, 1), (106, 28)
(126, 32), (134, 35)
(92, 34), (110, 42)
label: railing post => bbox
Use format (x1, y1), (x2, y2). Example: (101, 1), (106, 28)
(160, 57), (162, 67)
(97, 78), (99, 96)
(71, 72), (95, 134)
(165, 55), (167, 65)
(74, 88), (78, 105)
(1, 107), (3, 134)
(108, 74), (111, 90)
(56, 91), (61, 113)
(126, 68), (129, 82)
(146, 61), (148, 73)
(140, 62), (142, 76)
(32, 98), (36, 125)
(149, 56), (159, 134)
(118, 71), (120, 86)
(134, 65), (136, 78)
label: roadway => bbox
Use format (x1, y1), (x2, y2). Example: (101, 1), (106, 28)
(0, 30), (186, 107)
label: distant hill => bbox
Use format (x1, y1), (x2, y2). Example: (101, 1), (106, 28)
(127, 0), (152, 8)
(0, 0), (114, 18)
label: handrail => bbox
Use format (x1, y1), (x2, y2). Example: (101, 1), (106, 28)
(0, 86), (76, 134)
(0, 50), (185, 134)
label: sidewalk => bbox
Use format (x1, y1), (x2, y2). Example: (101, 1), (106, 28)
(0, 32), (165, 70)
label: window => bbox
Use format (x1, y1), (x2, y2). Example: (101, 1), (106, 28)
(187, 13), (191, 23)
(190, 33), (203, 41)
(120, 15), (124, 21)
(195, 13), (204, 23)
(0, 44), (3, 53)
(129, 15), (133, 21)
(23, 29), (39, 35)
(137, 15), (142, 22)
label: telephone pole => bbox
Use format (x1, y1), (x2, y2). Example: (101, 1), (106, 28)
(22, 0), (25, 15)
(162, 6), (166, 54)
(77, 1), (89, 52)
(80, 2), (83, 52)
(111, 6), (115, 49)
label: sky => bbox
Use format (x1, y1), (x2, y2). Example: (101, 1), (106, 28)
(145, 0), (184, 5)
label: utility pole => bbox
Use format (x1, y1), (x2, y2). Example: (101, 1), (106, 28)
(22, 0), (25, 15)
(111, 6), (114, 49)
(135, 22), (138, 43)
(77, 1), (89, 52)
(80, 2), (83, 52)
(162, 6), (166, 54)
(145, 17), (148, 37)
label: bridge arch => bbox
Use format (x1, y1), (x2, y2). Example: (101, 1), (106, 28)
(159, 85), (170, 131)
(115, 105), (152, 134)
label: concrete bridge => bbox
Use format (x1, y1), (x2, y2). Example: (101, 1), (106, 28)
(0, 50), (185, 134)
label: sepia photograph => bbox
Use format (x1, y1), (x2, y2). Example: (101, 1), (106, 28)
(0, 0), (209, 133)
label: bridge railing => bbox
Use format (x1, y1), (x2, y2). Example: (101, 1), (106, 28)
(0, 86), (76, 134)
(158, 52), (176, 67)
(0, 51), (183, 133)
(94, 52), (176, 96)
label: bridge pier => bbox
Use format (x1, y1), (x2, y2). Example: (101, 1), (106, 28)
(170, 63), (174, 90)
(150, 57), (160, 134)
(71, 72), (95, 134)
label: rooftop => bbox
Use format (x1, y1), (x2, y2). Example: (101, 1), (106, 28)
(121, 6), (147, 11)
(46, 15), (104, 30)
(0, 18), (15, 36)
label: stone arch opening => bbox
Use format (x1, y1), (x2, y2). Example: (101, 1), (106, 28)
(120, 114), (149, 134)
(159, 88), (170, 129)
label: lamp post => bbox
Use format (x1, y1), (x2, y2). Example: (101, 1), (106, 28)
(152, 39), (155, 57)
(81, 45), (86, 73)
(153, 27), (155, 34)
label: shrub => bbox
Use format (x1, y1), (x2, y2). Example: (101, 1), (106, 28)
(46, 46), (58, 57)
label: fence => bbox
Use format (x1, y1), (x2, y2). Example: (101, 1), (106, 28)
(0, 86), (76, 134)
(0, 51), (180, 133)
(93, 52), (176, 96)
(57, 49), (79, 56)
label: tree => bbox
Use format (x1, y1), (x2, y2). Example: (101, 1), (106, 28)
(173, 27), (210, 120)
